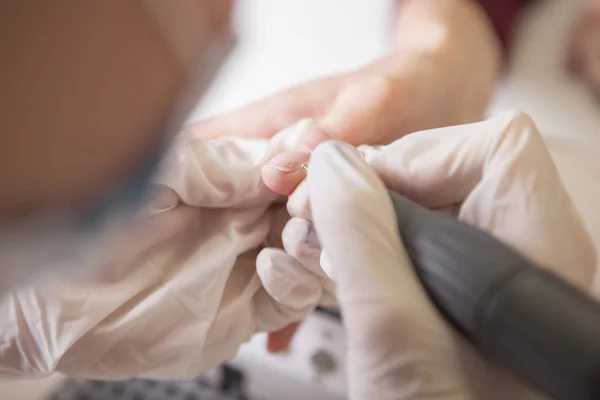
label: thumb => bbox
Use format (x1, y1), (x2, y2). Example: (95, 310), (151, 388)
(308, 142), (467, 399)
(308, 141), (436, 341)
(302, 76), (409, 150)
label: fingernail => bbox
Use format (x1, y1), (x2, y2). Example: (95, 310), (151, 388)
(148, 185), (178, 212)
(264, 146), (311, 173)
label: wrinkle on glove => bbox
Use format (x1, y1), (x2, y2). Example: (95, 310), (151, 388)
(359, 111), (596, 290)
(0, 120), (325, 380)
(277, 111), (596, 400)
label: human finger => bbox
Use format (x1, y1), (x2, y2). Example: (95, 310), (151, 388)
(308, 141), (464, 398)
(186, 77), (342, 140)
(253, 248), (323, 339)
(266, 322), (301, 353)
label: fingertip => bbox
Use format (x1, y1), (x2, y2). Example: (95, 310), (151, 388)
(266, 334), (282, 353)
(262, 148), (310, 195)
(261, 165), (306, 195)
(260, 123), (333, 195)
(267, 322), (301, 353)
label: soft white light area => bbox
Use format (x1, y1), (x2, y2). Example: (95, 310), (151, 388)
(189, 0), (392, 120)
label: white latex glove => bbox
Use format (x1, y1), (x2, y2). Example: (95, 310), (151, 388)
(0, 120), (324, 380)
(276, 112), (597, 400)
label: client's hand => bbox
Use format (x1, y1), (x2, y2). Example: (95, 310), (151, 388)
(190, 0), (500, 196)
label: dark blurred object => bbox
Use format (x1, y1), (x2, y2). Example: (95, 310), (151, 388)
(389, 190), (600, 400)
(0, 0), (232, 217)
(47, 364), (252, 400)
(475, 0), (533, 53)
(314, 306), (341, 321)
(219, 365), (248, 400)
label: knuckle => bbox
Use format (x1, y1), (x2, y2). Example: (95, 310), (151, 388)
(495, 110), (541, 144)
(487, 111), (547, 164)
(342, 76), (398, 110)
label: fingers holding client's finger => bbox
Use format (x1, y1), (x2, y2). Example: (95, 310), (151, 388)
(319, 76), (407, 145)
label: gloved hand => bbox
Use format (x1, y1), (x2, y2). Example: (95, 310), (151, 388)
(0, 121), (324, 380)
(271, 111), (597, 399)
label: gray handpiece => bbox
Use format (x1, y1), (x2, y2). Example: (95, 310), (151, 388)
(387, 191), (600, 400)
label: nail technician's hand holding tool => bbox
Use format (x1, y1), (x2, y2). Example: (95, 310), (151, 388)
(272, 112), (598, 400)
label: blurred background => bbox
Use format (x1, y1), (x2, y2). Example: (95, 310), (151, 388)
(3, 0), (599, 399)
